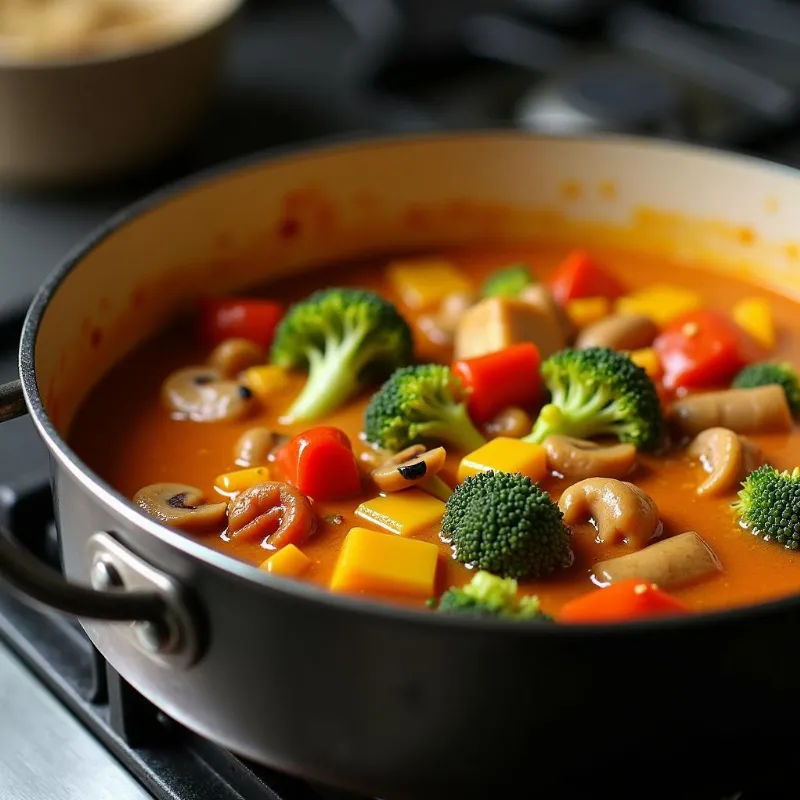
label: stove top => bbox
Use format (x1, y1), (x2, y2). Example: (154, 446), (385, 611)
(3, 1), (800, 797)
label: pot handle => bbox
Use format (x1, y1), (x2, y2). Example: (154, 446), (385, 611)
(0, 380), (188, 639)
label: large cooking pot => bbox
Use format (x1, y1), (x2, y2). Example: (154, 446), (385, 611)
(2, 133), (800, 799)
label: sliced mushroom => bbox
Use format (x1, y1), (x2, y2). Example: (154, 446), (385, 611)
(133, 483), (227, 533)
(234, 427), (286, 467)
(544, 435), (637, 479)
(162, 366), (257, 422)
(417, 291), (477, 347)
(669, 385), (791, 438)
(592, 531), (722, 589)
(558, 478), (660, 549)
(371, 444), (447, 492)
(227, 481), (316, 549)
(575, 313), (658, 351)
(208, 338), (265, 378)
(485, 406), (532, 439)
(687, 427), (765, 496)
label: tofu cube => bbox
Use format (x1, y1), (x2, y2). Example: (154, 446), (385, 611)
(387, 258), (473, 310)
(330, 527), (439, 597)
(454, 296), (565, 361)
(355, 489), (446, 536)
(261, 544), (312, 578)
(457, 437), (548, 483)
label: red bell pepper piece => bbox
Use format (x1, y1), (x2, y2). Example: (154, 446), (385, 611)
(452, 342), (542, 424)
(558, 578), (690, 624)
(654, 309), (761, 391)
(277, 426), (361, 502)
(198, 298), (283, 349)
(548, 249), (626, 305)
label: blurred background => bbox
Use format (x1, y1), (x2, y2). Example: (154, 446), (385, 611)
(4, 0), (800, 329)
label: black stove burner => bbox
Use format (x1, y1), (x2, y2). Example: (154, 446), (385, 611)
(515, 57), (685, 134)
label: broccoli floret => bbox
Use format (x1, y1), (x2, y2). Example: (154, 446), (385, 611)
(441, 471), (571, 579)
(271, 288), (413, 421)
(524, 347), (663, 451)
(364, 364), (486, 452)
(435, 570), (552, 620)
(732, 362), (800, 415)
(734, 465), (800, 550)
(481, 264), (535, 298)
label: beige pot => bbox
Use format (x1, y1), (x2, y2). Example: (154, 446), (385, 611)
(0, 0), (242, 187)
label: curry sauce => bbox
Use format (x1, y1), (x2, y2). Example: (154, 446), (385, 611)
(69, 244), (800, 617)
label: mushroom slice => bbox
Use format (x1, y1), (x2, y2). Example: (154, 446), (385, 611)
(485, 407), (532, 439)
(234, 427), (285, 467)
(371, 444), (447, 492)
(543, 435), (636, 480)
(687, 427), (764, 496)
(162, 366), (256, 422)
(227, 481), (316, 549)
(592, 531), (721, 588)
(133, 483), (227, 533)
(558, 477), (660, 550)
(575, 313), (658, 351)
(208, 338), (265, 378)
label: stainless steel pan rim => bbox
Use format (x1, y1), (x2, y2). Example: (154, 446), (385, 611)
(18, 128), (800, 635)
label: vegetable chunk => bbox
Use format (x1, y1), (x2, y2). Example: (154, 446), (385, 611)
(457, 437), (548, 484)
(330, 527), (439, 597)
(356, 489), (446, 536)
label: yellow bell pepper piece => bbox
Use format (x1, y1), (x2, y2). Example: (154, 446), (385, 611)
(628, 348), (662, 380)
(242, 365), (290, 401)
(261, 544), (312, 578)
(386, 258), (472, 310)
(457, 437), (548, 484)
(566, 296), (611, 328)
(215, 465), (271, 493)
(615, 285), (702, 326)
(732, 297), (775, 350)
(330, 527), (439, 597)
(355, 489), (446, 537)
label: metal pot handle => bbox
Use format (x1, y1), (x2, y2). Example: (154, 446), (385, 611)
(0, 379), (200, 667)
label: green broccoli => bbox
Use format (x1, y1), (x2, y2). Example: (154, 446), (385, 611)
(481, 264), (535, 298)
(523, 347), (663, 451)
(734, 465), (800, 550)
(270, 288), (413, 421)
(732, 362), (800, 415)
(441, 471), (571, 579)
(435, 570), (551, 620)
(364, 364), (486, 453)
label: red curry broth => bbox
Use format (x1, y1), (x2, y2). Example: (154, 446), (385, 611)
(68, 245), (800, 615)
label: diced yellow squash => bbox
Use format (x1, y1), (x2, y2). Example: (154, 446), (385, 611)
(628, 347), (662, 379)
(242, 365), (290, 400)
(615, 285), (702, 326)
(330, 527), (439, 597)
(566, 296), (611, 328)
(457, 437), (548, 484)
(261, 544), (312, 577)
(386, 258), (472, 310)
(732, 297), (775, 350)
(215, 465), (271, 493)
(355, 489), (446, 537)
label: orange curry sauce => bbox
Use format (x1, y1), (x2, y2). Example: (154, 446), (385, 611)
(69, 245), (800, 615)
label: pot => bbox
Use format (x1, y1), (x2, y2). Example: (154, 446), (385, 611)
(2, 132), (800, 799)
